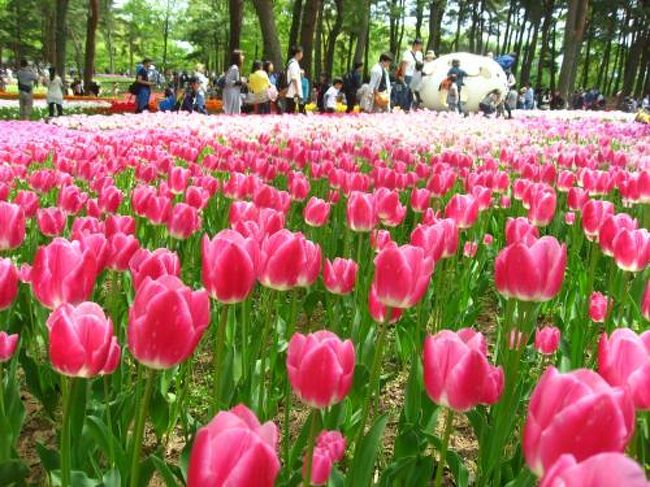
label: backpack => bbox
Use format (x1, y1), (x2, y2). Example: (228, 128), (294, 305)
(276, 59), (295, 91)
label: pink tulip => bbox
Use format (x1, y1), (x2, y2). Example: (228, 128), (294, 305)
(598, 213), (638, 257)
(202, 230), (259, 303)
(423, 329), (504, 412)
(564, 212), (576, 225)
(303, 431), (346, 486)
(541, 453), (650, 487)
(505, 217), (539, 246)
(581, 199), (615, 240)
(373, 244), (434, 309)
(71, 216), (104, 238)
(599, 328), (650, 410)
(612, 228), (650, 272)
(107, 233), (141, 271)
(346, 191), (377, 232)
(483, 233), (494, 246)
(37, 207), (67, 237)
(557, 170), (576, 192)
(444, 194), (479, 229)
(0, 202), (26, 251)
(76, 233), (110, 272)
(58, 185), (87, 215)
(375, 188), (407, 227)
(368, 283), (403, 324)
(168, 203), (202, 240)
(528, 188), (557, 227)
(287, 330), (355, 408)
(499, 195), (511, 209)
(567, 187), (589, 211)
(18, 264), (31, 284)
(508, 328), (527, 350)
(523, 367), (635, 477)
(128, 275), (210, 369)
(258, 230), (321, 291)
(589, 291), (610, 322)
(144, 195), (172, 225)
(534, 326), (561, 355)
(14, 190), (39, 218)
(0, 258), (18, 310)
(304, 197), (331, 227)
(46, 302), (120, 377)
(129, 248), (181, 291)
(31, 238), (97, 310)
(0, 331), (18, 363)
(98, 185), (123, 214)
(187, 404), (280, 487)
(463, 241), (478, 258)
(185, 185), (211, 210)
(288, 172), (310, 201)
(410, 187), (431, 213)
(323, 258), (358, 295)
(410, 224), (445, 261)
(495, 236), (566, 302)
(370, 229), (396, 253)
(104, 214), (136, 237)
(169, 166), (190, 194)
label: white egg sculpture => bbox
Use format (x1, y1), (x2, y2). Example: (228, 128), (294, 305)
(419, 52), (509, 113)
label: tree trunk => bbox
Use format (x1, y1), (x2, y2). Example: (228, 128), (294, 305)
(426, 0), (446, 54)
(325, 0), (343, 78)
(288, 0), (303, 59)
(550, 21), (557, 92)
(635, 31), (650, 95)
(396, 0), (406, 56)
(389, 0), (399, 56)
(346, 33), (354, 72)
(102, 0), (115, 73)
(55, 0), (70, 78)
(501, 0), (515, 53)
(228, 0), (244, 59)
(535, 0), (555, 91)
(622, 29), (644, 95)
(415, 0), (425, 41)
(520, 12), (540, 85)
(468, 0), (478, 53)
(477, 0), (486, 53)
(558, 0), (589, 103)
(162, 0), (172, 70)
(513, 7), (530, 75)
(251, 0), (282, 67)
(453, 0), (465, 50)
(83, 0), (100, 90)
(353, 0), (370, 66)
(314, 1), (324, 78)
(580, 22), (592, 89)
(299, 0), (321, 78)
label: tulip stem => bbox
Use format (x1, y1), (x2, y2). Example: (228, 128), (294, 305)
(60, 376), (74, 487)
(354, 321), (388, 451)
(103, 376), (116, 467)
(0, 365), (8, 461)
(434, 408), (455, 487)
(303, 409), (320, 487)
(129, 367), (155, 487)
(213, 304), (229, 413)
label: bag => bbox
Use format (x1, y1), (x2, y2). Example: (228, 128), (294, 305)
(343, 72), (354, 92)
(276, 59), (294, 92)
(18, 83), (32, 93)
(128, 82), (138, 95)
(374, 92), (389, 108)
(216, 75), (226, 90)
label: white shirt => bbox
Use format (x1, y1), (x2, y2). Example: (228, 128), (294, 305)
(369, 63), (390, 96)
(46, 76), (64, 104)
(286, 59), (302, 99)
(325, 86), (339, 109)
(401, 49), (423, 77)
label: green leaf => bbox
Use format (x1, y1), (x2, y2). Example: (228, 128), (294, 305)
(85, 416), (128, 474)
(347, 414), (388, 487)
(36, 442), (60, 473)
(0, 459), (29, 485)
(18, 350), (59, 416)
(50, 469), (100, 487)
(68, 379), (89, 467)
(150, 388), (171, 440)
(150, 455), (181, 486)
(100, 468), (121, 487)
(426, 433), (470, 487)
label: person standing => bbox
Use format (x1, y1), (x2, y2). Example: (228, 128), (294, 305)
(45, 67), (64, 118)
(324, 78), (343, 113)
(343, 62), (363, 113)
(135, 58), (153, 113)
(369, 52), (393, 113)
(399, 39), (423, 112)
(285, 46), (304, 114)
(223, 50), (245, 115)
(505, 85), (518, 119)
(523, 83), (535, 110)
(16, 59), (39, 120)
(447, 59), (470, 114)
(300, 69), (310, 114)
(248, 60), (272, 114)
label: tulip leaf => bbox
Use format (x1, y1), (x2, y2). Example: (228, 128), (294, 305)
(150, 454), (182, 487)
(150, 388), (172, 439)
(50, 469), (100, 486)
(0, 459), (29, 485)
(18, 349), (59, 417)
(85, 416), (128, 474)
(425, 432), (470, 487)
(328, 467), (345, 487)
(100, 468), (121, 487)
(347, 414), (388, 487)
(378, 455), (434, 486)
(68, 379), (89, 467)
(36, 441), (60, 473)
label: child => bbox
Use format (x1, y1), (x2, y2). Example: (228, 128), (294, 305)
(324, 77), (343, 113)
(409, 62), (424, 110)
(446, 75), (459, 112)
(159, 87), (177, 112)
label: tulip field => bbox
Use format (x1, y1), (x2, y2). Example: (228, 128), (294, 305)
(0, 110), (649, 487)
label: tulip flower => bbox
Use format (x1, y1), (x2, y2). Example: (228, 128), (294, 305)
(0, 331), (18, 363)
(168, 203), (202, 240)
(599, 328), (650, 410)
(37, 207), (67, 237)
(589, 291), (610, 322)
(0, 258), (18, 310)
(258, 230), (321, 291)
(444, 193), (479, 229)
(564, 212), (576, 225)
(370, 229), (396, 253)
(287, 330), (355, 408)
(410, 187), (431, 213)
(128, 275), (210, 369)
(528, 189), (557, 227)
(642, 281), (650, 321)
(373, 244), (434, 309)
(523, 367), (635, 477)
(304, 197), (331, 227)
(534, 326), (560, 355)
(598, 213), (637, 257)
(46, 302), (120, 377)
(567, 187), (589, 211)
(169, 166), (190, 194)
(323, 258), (358, 295)
(107, 233), (141, 272)
(410, 224), (445, 261)
(129, 248), (181, 291)
(187, 404), (280, 487)
(508, 328), (527, 350)
(505, 217), (539, 246)
(303, 431), (346, 486)
(375, 188), (407, 227)
(0, 202), (26, 251)
(483, 233), (494, 246)
(612, 228), (650, 272)
(202, 230), (259, 303)
(423, 329), (503, 412)
(98, 185), (124, 214)
(58, 185), (87, 215)
(581, 199), (615, 240)
(463, 241), (478, 258)
(76, 232), (110, 272)
(14, 190), (39, 218)
(368, 283), (403, 324)
(495, 236), (567, 302)
(346, 191), (377, 232)
(288, 172), (310, 201)
(31, 238), (97, 310)
(540, 453), (650, 487)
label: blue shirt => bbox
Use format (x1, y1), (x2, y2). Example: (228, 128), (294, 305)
(447, 66), (468, 87)
(301, 78), (310, 102)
